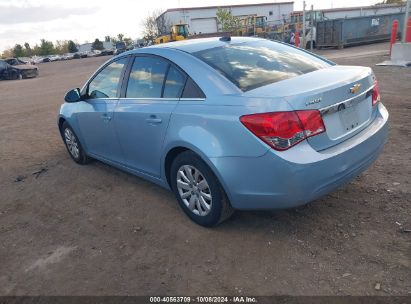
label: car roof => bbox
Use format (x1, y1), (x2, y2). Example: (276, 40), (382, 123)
(135, 36), (266, 54)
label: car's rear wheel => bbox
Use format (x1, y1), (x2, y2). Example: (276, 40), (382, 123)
(170, 151), (234, 227)
(62, 122), (90, 164)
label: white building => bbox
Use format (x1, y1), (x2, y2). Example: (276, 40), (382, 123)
(158, 2), (294, 34)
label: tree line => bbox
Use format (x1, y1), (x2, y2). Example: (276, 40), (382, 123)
(1, 34), (133, 59)
(1, 39), (78, 59)
(3, 7), (242, 58)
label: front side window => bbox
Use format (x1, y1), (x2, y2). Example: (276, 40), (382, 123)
(193, 40), (331, 91)
(126, 56), (169, 98)
(88, 58), (127, 98)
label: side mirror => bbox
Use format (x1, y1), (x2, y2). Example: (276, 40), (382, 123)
(64, 88), (81, 103)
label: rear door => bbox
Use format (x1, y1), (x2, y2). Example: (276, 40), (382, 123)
(76, 57), (128, 162)
(114, 55), (186, 177)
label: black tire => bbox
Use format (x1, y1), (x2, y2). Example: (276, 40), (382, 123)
(61, 121), (90, 165)
(8, 70), (19, 80)
(170, 151), (234, 227)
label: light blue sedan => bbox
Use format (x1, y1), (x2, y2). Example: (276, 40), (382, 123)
(58, 37), (388, 226)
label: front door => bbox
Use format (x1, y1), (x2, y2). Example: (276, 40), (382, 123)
(76, 57), (128, 163)
(114, 56), (186, 178)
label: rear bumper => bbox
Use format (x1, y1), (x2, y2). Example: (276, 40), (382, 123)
(210, 103), (389, 210)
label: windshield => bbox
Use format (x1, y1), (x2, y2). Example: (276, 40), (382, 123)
(193, 40), (331, 91)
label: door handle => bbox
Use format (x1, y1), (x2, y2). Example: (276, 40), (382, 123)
(101, 113), (112, 122)
(146, 115), (162, 124)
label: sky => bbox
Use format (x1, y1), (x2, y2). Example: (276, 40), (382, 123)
(0, 0), (381, 52)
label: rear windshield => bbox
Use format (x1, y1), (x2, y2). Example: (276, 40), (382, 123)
(193, 40), (331, 91)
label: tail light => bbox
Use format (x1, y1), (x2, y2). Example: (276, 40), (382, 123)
(240, 110), (326, 151)
(371, 80), (381, 106)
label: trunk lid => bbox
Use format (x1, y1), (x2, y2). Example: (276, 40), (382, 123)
(245, 65), (375, 151)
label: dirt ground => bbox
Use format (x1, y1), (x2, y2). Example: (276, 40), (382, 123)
(0, 43), (410, 296)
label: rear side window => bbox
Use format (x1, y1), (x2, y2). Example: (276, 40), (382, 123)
(182, 77), (205, 99)
(126, 56), (169, 98)
(193, 40), (331, 91)
(163, 65), (186, 98)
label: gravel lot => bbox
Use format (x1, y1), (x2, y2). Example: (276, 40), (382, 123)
(0, 43), (410, 296)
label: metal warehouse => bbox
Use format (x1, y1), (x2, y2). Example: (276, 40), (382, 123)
(158, 1), (294, 34)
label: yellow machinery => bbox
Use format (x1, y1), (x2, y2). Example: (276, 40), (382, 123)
(155, 24), (189, 44)
(289, 10), (324, 32)
(238, 15), (267, 36)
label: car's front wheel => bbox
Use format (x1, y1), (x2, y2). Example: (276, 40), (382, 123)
(8, 70), (20, 80)
(170, 151), (234, 227)
(62, 122), (90, 164)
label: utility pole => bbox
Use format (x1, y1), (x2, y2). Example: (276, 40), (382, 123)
(403, 0), (410, 43)
(310, 4), (314, 51)
(302, 1), (306, 49)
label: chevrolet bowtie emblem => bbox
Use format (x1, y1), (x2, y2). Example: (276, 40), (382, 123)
(350, 83), (361, 94)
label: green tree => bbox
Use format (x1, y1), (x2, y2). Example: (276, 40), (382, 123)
(123, 37), (133, 47)
(117, 33), (124, 41)
(67, 40), (78, 53)
(109, 36), (118, 44)
(12, 44), (25, 58)
(24, 42), (32, 56)
(91, 38), (104, 50)
(216, 8), (240, 32)
(55, 40), (70, 54)
(141, 10), (165, 43)
(39, 39), (55, 55)
(104, 36), (111, 42)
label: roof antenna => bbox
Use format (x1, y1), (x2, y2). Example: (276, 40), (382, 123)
(219, 36), (231, 42)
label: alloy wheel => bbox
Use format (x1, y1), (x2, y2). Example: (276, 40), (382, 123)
(176, 165), (212, 216)
(64, 128), (80, 159)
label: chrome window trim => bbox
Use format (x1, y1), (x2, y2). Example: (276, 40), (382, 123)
(86, 97), (206, 102)
(86, 98), (119, 101)
(116, 98), (205, 101)
(179, 98), (206, 101)
(119, 98), (180, 101)
(319, 85), (374, 116)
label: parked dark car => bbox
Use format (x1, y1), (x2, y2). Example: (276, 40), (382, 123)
(100, 49), (114, 56)
(114, 41), (126, 55)
(0, 59), (38, 80)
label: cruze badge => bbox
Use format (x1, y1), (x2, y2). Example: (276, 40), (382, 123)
(350, 83), (361, 94)
(305, 97), (322, 106)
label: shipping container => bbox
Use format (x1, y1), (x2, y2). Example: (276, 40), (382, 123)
(316, 12), (405, 48)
